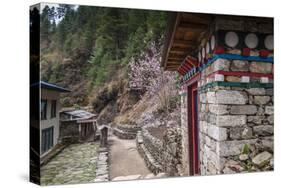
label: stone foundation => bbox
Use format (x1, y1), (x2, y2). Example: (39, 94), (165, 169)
(198, 58), (274, 175)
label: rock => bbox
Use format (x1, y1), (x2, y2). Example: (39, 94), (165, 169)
(242, 127), (253, 139)
(239, 154), (249, 161)
(254, 96), (271, 105)
(200, 121), (208, 134)
(224, 159), (244, 172)
(144, 173), (155, 179)
(209, 104), (228, 115)
(252, 151), (272, 167)
(267, 115), (274, 124)
(250, 62), (273, 73)
(207, 92), (216, 104)
(230, 105), (257, 115)
(112, 174), (142, 181)
(207, 124), (227, 141)
(256, 106), (265, 115)
(213, 59), (231, 71)
(253, 125), (273, 136)
(155, 173), (167, 178)
(247, 116), (265, 124)
(261, 137), (274, 151)
(231, 60), (249, 71)
(225, 76), (241, 82)
(216, 115), (246, 127)
(216, 90), (248, 104)
(265, 88), (273, 96)
(265, 106), (274, 115)
(229, 127), (242, 139)
(270, 158), (274, 167)
(200, 93), (207, 103)
(223, 167), (236, 174)
(246, 88), (266, 96)
(217, 139), (257, 156)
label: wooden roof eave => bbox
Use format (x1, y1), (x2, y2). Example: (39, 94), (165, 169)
(161, 12), (180, 71)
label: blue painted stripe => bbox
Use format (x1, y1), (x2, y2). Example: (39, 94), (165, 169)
(180, 53), (273, 84)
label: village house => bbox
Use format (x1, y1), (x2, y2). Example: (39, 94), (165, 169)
(59, 109), (98, 143)
(161, 12), (274, 176)
(40, 81), (70, 158)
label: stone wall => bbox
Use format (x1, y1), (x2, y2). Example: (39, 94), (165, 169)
(198, 54), (273, 175)
(137, 127), (183, 176)
(180, 16), (273, 176)
(113, 124), (141, 139)
(59, 121), (80, 143)
(199, 84), (273, 175)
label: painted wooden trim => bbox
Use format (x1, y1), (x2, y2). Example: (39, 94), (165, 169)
(182, 73), (200, 87)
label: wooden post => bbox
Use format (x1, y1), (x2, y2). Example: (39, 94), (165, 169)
(100, 127), (108, 147)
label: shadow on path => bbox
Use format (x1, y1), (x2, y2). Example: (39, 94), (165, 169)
(108, 134), (151, 180)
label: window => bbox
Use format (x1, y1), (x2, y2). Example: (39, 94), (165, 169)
(41, 99), (47, 120)
(41, 127), (54, 154)
(51, 100), (57, 118)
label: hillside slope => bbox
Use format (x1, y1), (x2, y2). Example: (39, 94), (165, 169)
(40, 4), (179, 125)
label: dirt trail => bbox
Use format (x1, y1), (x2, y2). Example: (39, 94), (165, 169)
(108, 133), (151, 179)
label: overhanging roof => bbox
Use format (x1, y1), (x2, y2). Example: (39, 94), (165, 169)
(31, 81), (71, 92)
(161, 12), (213, 71)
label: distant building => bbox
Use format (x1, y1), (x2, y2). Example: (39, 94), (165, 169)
(59, 109), (98, 143)
(40, 81), (70, 157)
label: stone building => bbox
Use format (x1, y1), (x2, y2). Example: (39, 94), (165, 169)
(39, 81), (70, 157)
(161, 13), (273, 176)
(59, 109), (98, 143)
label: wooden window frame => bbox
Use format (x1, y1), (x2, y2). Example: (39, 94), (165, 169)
(41, 126), (54, 154)
(41, 99), (47, 120)
(50, 100), (57, 118)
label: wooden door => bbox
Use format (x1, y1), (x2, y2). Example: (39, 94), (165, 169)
(187, 82), (199, 175)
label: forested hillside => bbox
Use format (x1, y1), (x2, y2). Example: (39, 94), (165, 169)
(41, 5), (167, 103)
(40, 4), (179, 124)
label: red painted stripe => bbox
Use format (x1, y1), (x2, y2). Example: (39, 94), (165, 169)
(186, 56), (199, 67)
(207, 70), (273, 79)
(183, 62), (192, 70)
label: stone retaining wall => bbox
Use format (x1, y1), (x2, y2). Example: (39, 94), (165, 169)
(137, 127), (183, 176)
(113, 124), (141, 139)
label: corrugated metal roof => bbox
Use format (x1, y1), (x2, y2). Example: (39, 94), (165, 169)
(31, 81), (71, 92)
(63, 109), (96, 120)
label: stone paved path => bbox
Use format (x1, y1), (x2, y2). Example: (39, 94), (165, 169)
(108, 134), (151, 180)
(41, 142), (99, 185)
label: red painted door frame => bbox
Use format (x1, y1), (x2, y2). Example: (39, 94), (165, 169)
(187, 81), (200, 175)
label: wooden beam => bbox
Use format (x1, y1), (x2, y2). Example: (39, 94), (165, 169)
(168, 53), (186, 59)
(169, 50), (187, 55)
(162, 13), (180, 70)
(170, 46), (191, 52)
(173, 39), (197, 47)
(168, 57), (184, 61)
(178, 21), (208, 31)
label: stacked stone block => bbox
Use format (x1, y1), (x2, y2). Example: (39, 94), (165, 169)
(198, 58), (273, 175)
(136, 127), (183, 176)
